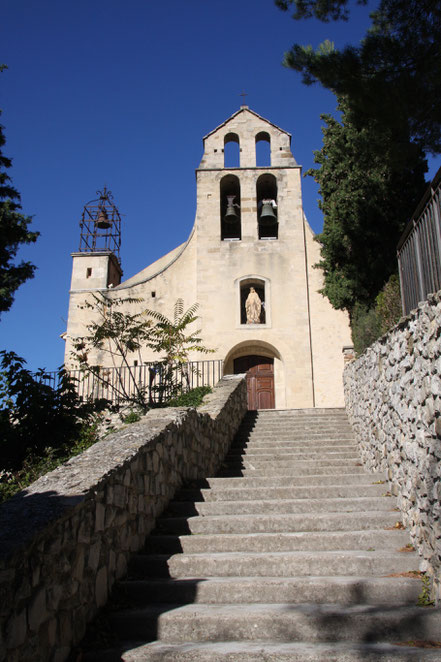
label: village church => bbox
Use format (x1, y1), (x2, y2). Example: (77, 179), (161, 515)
(64, 106), (352, 409)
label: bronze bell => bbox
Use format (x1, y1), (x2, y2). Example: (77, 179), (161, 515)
(259, 200), (277, 225)
(96, 207), (111, 229)
(224, 195), (239, 223)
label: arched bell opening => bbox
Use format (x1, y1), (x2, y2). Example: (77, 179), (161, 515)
(256, 173), (278, 240)
(224, 132), (240, 168)
(220, 174), (241, 241)
(255, 131), (271, 167)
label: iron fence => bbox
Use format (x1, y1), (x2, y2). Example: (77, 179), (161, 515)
(397, 166), (441, 315)
(39, 360), (224, 406)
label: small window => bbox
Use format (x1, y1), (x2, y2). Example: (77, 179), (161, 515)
(86, 267), (92, 278)
(151, 291), (156, 298)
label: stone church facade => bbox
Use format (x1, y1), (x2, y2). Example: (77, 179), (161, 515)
(65, 106), (352, 409)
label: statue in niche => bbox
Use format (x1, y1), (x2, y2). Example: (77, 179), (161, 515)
(245, 287), (262, 324)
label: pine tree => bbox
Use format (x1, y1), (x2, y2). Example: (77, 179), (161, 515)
(0, 67), (39, 315)
(310, 97), (427, 313)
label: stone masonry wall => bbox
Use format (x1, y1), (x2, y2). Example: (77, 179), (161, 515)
(0, 375), (247, 662)
(344, 292), (441, 602)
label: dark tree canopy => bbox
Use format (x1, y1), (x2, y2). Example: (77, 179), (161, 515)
(275, 0), (367, 21)
(0, 69), (39, 316)
(311, 97), (427, 313)
(278, 0), (441, 154)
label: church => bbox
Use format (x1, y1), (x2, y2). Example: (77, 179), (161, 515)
(64, 106), (352, 409)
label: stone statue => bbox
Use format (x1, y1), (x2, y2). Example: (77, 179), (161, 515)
(245, 287), (262, 324)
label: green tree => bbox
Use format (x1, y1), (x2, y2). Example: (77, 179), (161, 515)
(0, 67), (39, 315)
(310, 97), (426, 313)
(277, 0), (441, 154)
(146, 299), (215, 401)
(71, 294), (155, 409)
(71, 296), (214, 409)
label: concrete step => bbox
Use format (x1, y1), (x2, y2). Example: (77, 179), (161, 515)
(226, 448), (359, 457)
(145, 528), (411, 554)
(185, 472), (388, 489)
(104, 640), (441, 662)
(175, 483), (389, 502)
(118, 574), (422, 606)
(108, 603), (441, 644)
(217, 463), (366, 477)
(165, 496), (396, 517)
(129, 549), (420, 579)
(156, 510), (402, 535)
(76, 408), (438, 661)
(235, 433), (355, 442)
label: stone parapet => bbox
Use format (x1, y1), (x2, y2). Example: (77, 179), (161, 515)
(0, 375), (247, 662)
(343, 293), (441, 603)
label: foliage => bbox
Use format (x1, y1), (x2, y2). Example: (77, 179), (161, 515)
(71, 296), (214, 408)
(351, 274), (403, 353)
(122, 410), (142, 424)
(0, 421), (99, 504)
(275, 0), (366, 21)
(145, 299), (215, 402)
(277, 0), (441, 155)
(71, 293), (155, 410)
(167, 385), (212, 408)
(309, 97), (426, 313)
(376, 273), (402, 334)
(351, 302), (381, 355)
(417, 574), (435, 607)
(0, 350), (95, 471)
(0, 66), (39, 316)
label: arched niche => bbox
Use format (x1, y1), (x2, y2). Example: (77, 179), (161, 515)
(240, 277), (266, 325)
(255, 131), (271, 167)
(224, 132), (240, 168)
(220, 174), (241, 241)
(256, 173), (278, 240)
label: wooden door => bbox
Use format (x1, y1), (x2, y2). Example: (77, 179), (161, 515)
(234, 355), (275, 410)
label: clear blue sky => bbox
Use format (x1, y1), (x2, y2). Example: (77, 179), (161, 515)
(2, 0), (439, 372)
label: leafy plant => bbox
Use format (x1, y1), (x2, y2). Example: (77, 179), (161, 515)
(71, 296), (215, 409)
(71, 294), (155, 410)
(0, 421), (100, 503)
(417, 574), (435, 607)
(0, 350), (95, 471)
(376, 274), (402, 334)
(122, 410), (142, 424)
(145, 299), (215, 403)
(167, 385), (212, 408)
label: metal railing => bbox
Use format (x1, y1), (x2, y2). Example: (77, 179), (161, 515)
(397, 166), (441, 315)
(40, 360), (224, 405)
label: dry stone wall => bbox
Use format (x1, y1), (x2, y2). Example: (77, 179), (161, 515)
(0, 375), (247, 662)
(344, 292), (441, 602)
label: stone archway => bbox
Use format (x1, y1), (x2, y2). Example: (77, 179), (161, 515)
(224, 340), (284, 410)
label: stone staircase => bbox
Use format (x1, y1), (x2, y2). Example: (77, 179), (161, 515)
(83, 408), (441, 661)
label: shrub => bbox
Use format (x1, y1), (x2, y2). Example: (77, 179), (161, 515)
(167, 385), (212, 408)
(376, 274), (403, 334)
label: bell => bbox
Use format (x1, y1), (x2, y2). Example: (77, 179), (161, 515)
(96, 207), (111, 230)
(259, 201), (277, 225)
(224, 195), (239, 223)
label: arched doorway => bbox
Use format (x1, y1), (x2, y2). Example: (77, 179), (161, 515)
(234, 355), (275, 410)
